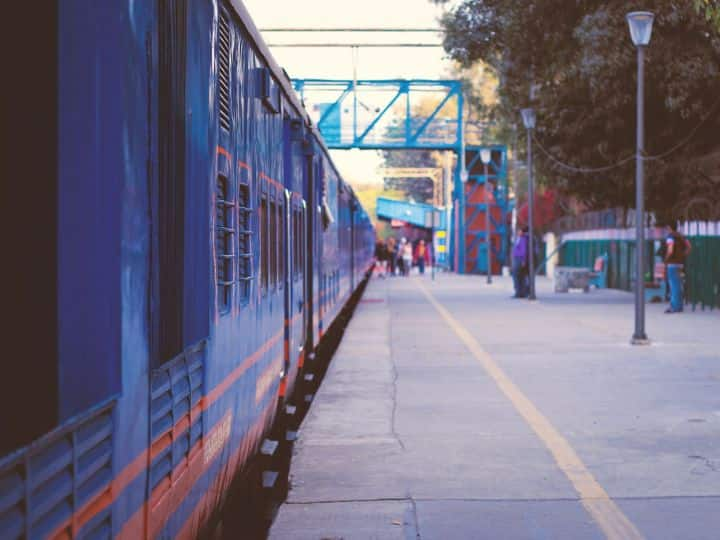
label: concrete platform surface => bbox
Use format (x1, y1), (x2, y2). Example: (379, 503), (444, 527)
(269, 274), (720, 540)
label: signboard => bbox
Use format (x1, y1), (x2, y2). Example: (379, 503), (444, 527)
(435, 230), (447, 253)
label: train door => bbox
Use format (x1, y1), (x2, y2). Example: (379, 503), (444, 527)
(300, 201), (308, 353)
(303, 147), (317, 355)
(281, 190), (308, 400)
(282, 189), (291, 395)
(350, 199), (356, 292)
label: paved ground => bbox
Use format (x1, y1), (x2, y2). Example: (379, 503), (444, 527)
(269, 274), (720, 540)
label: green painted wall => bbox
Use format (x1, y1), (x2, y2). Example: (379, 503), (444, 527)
(559, 237), (719, 310)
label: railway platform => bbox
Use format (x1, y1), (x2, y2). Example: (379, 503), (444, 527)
(269, 273), (720, 540)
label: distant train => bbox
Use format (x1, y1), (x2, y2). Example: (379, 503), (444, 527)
(0, 1), (374, 538)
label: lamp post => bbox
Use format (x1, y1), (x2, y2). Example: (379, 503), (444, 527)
(521, 108), (536, 300)
(457, 167), (468, 274)
(480, 148), (493, 284)
(627, 11), (654, 345)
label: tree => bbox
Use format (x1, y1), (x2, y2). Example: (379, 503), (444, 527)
(435, 0), (720, 220)
(695, 0), (720, 31)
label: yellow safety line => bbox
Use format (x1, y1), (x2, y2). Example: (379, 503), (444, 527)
(415, 280), (644, 540)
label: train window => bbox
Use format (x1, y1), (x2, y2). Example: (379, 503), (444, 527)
(216, 174), (234, 313)
(6, 0), (60, 451)
(300, 207), (306, 275)
(293, 209), (300, 280)
(296, 210), (301, 275)
(278, 202), (285, 289)
(237, 182), (251, 303)
(156, 0), (209, 366)
(260, 195), (268, 293)
(269, 199), (277, 289)
(217, 12), (231, 131)
(290, 210), (296, 279)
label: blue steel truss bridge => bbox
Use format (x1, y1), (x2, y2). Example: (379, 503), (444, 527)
(292, 79), (462, 150)
(292, 78), (509, 274)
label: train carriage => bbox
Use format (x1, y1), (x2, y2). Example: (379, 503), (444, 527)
(1, 1), (375, 539)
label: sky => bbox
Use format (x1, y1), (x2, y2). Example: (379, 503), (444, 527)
(242, 0), (458, 184)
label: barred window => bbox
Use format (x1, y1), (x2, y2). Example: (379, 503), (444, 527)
(216, 174), (234, 312)
(237, 182), (252, 303)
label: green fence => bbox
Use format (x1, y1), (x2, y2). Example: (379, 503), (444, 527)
(559, 237), (720, 310)
(684, 236), (720, 310)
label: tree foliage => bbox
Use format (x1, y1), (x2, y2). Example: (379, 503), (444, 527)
(695, 0), (720, 31)
(436, 0), (720, 221)
(380, 148), (439, 203)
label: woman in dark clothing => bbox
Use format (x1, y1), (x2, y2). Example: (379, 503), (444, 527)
(511, 227), (529, 298)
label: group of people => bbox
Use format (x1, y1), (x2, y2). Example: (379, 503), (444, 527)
(510, 222), (692, 313)
(375, 237), (432, 278)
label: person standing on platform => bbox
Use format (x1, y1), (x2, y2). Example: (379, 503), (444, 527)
(402, 239), (413, 276)
(664, 223), (691, 313)
(511, 226), (529, 298)
(414, 239), (430, 275)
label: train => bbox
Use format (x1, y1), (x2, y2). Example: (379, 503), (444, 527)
(0, 1), (375, 538)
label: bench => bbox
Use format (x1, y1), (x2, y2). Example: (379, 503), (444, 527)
(588, 253), (609, 289)
(554, 266), (592, 293)
(554, 253), (609, 293)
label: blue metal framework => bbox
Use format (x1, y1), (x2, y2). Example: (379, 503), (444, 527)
(293, 78), (473, 272)
(291, 81), (512, 275)
(463, 146), (510, 273)
(292, 79), (463, 150)
(375, 197), (447, 229)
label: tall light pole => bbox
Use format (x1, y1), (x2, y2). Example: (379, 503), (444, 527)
(480, 148), (493, 283)
(627, 11), (654, 345)
(521, 108), (537, 300)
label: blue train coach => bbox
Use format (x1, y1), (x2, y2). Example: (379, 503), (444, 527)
(0, 1), (375, 538)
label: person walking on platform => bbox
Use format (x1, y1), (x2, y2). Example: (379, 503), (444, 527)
(664, 223), (691, 313)
(386, 237), (396, 276)
(374, 240), (388, 278)
(402, 239), (413, 276)
(414, 239), (431, 275)
(511, 226), (529, 298)
(396, 238), (405, 276)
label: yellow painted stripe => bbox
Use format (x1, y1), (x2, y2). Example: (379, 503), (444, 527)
(415, 280), (643, 540)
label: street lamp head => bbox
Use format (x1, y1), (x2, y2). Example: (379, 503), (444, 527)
(521, 108), (536, 130)
(626, 11), (654, 47)
(480, 148), (492, 165)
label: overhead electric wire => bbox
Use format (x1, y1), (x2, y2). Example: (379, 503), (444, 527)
(533, 92), (720, 174)
(534, 138), (635, 173)
(266, 43), (443, 47)
(260, 28), (441, 32)
(644, 92), (720, 161)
